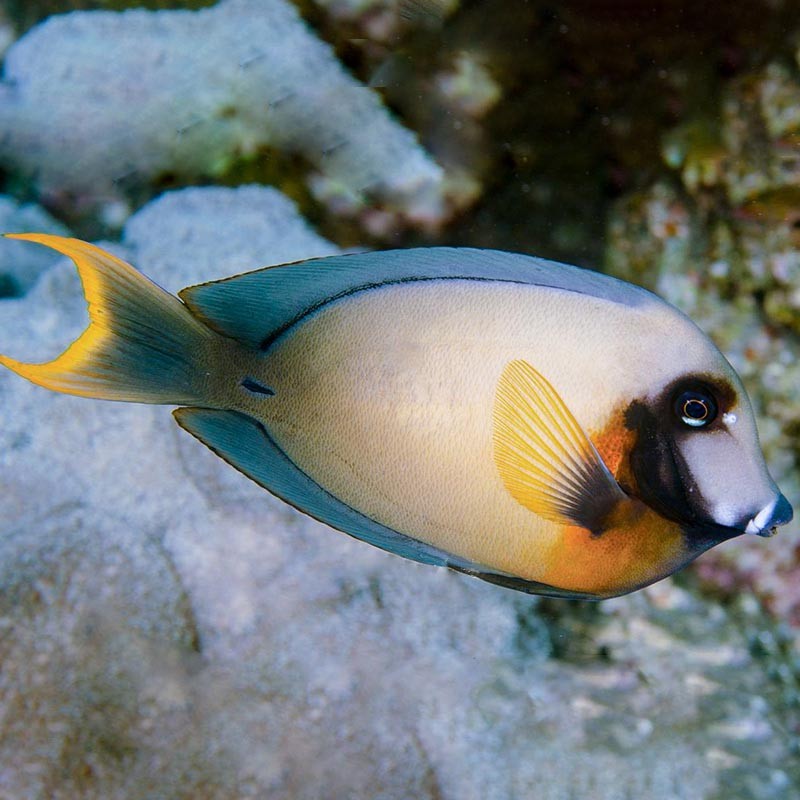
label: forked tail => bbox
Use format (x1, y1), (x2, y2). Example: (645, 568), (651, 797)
(0, 234), (220, 405)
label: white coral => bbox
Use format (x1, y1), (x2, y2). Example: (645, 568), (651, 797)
(0, 0), (446, 224)
(0, 196), (69, 295)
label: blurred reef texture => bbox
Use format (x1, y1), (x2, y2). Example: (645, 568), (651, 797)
(606, 50), (800, 625)
(0, 1), (799, 798)
(0, 0), (455, 231)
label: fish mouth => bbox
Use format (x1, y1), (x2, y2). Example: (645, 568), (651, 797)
(677, 493), (793, 546)
(743, 493), (793, 538)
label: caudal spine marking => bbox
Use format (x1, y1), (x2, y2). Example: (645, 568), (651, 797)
(241, 377), (275, 396)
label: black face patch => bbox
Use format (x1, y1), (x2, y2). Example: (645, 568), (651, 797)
(625, 399), (697, 524)
(624, 373), (739, 545)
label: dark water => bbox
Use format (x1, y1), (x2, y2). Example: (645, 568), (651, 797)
(0, 1), (798, 798)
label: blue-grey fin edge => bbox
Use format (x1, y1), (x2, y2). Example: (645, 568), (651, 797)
(172, 407), (450, 567)
(172, 407), (595, 598)
(447, 564), (600, 600)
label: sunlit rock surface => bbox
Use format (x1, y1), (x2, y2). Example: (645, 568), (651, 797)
(0, 186), (798, 799)
(0, 0), (447, 227)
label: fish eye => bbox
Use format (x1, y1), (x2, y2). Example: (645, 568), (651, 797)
(674, 389), (717, 428)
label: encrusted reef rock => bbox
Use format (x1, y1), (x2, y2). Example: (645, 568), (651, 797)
(606, 46), (800, 623)
(0, 186), (798, 799)
(0, 0), (450, 230)
(0, 509), (203, 800)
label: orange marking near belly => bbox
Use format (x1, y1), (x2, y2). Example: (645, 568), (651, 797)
(541, 411), (689, 595)
(541, 503), (687, 597)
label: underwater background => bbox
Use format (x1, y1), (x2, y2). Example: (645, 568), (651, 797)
(0, 1), (798, 797)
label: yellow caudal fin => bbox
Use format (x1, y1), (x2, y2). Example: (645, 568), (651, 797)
(0, 233), (218, 404)
(493, 359), (628, 535)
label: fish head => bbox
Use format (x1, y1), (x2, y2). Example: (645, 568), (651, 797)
(622, 336), (792, 547)
(493, 289), (792, 597)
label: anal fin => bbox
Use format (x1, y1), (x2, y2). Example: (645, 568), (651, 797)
(175, 407), (606, 597)
(173, 408), (451, 567)
(448, 564), (599, 600)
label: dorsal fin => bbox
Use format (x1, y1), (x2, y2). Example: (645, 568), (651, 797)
(173, 407), (452, 567)
(179, 247), (654, 349)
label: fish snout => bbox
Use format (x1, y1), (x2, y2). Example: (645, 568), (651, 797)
(744, 493), (794, 537)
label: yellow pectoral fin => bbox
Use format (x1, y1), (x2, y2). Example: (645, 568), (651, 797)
(493, 359), (628, 534)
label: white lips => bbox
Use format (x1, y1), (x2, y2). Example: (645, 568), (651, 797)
(745, 498), (778, 535)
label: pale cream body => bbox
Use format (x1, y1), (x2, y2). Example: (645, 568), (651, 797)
(240, 279), (730, 581)
(2, 236), (787, 596)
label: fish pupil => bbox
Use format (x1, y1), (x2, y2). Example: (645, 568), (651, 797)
(684, 399), (707, 419)
(674, 389), (717, 428)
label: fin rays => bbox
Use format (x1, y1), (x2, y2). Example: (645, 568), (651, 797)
(0, 233), (213, 404)
(493, 359), (627, 532)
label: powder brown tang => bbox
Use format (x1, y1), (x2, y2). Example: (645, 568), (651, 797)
(0, 235), (793, 598)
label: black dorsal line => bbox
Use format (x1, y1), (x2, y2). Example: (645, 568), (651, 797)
(259, 276), (530, 351)
(241, 377), (275, 396)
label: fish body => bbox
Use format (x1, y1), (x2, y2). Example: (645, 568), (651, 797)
(0, 235), (792, 598)
(260, 280), (700, 595)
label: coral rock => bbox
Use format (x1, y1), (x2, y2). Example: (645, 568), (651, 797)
(0, 0), (447, 226)
(0, 196), (69, 296)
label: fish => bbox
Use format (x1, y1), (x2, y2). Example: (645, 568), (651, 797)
(0, 233), (793, 599)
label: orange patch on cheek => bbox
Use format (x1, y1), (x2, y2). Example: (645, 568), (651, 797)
(591, 411), (636, 488)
